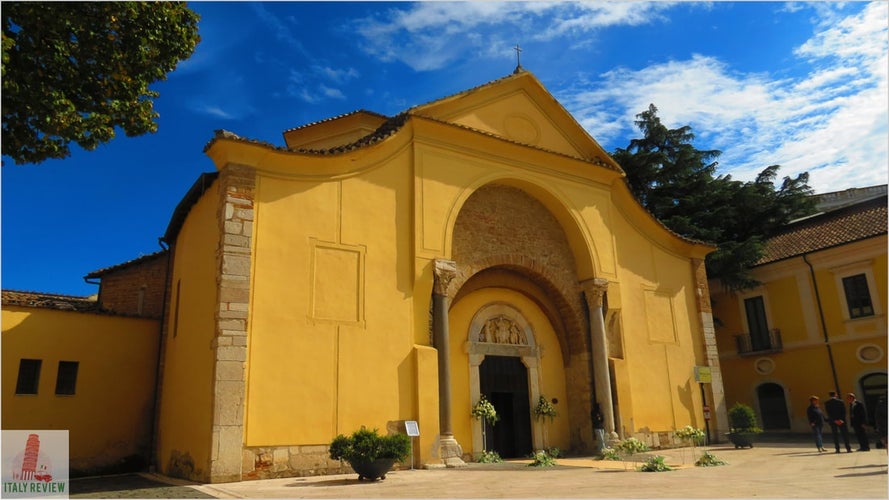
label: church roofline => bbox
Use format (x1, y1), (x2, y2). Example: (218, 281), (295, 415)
(84, 251), (167, 279)
(281, 109), (390, 135)
(162, 171), (220, 244)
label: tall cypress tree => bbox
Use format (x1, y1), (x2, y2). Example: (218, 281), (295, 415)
(612, 104), (816, 291)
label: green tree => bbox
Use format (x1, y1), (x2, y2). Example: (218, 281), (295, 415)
(612, 104), (816, 291)
(2, 2), (200, 164)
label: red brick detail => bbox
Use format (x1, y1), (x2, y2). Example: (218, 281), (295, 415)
(97, 254), (168, 318)
(451, 183), (588, 354)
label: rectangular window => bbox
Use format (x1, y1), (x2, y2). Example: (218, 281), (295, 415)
(842, 274), (874, 318)
(55, 361), (79, 395)
(744, 296), (770, 351)
(15, 359), (42, 395)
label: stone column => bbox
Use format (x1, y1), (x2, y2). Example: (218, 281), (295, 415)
(432, 259), (465, 467)
(209, 164), (254, 483)
(582, 278), (616, 437)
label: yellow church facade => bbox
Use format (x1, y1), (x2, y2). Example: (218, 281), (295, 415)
(3, 71), (727, 483)
(157, 71), (725, 482)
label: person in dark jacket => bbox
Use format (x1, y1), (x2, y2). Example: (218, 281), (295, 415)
(875, 394), (887, 450)
(847, 393), (870, 451)
(806, 396), (827, 452)
(593, 403), (606, 455)
(824, 391), (852, 453)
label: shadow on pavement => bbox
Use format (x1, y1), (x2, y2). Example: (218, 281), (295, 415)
(70, 473), (215, 499)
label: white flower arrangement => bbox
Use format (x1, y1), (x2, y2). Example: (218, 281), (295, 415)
(471, 395), (499, 425)
(616, 437), (649, 455)
(533, 395), (558, 421)
(675, 425), (705, 443)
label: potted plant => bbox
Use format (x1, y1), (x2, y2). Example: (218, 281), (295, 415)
(726, 403), (763, 449)
(328, 427), (411, 480)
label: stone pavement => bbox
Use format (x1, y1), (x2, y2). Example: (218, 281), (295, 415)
(72, 438), (888, 499)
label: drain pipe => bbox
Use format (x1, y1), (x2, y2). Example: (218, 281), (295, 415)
(803, 254), (841, 394)
(148, 236), (173, 473)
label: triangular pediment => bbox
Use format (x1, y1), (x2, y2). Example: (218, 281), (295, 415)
(410, 71), (619, 169)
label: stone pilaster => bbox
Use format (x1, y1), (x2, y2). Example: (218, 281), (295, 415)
(691, 258), (728, 442)
(582, 278), (616, 438)
(210, 164), (254, 482)
(431, 259), (465, 467)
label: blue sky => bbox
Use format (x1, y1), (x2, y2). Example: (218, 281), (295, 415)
(2, 1), (887, 296)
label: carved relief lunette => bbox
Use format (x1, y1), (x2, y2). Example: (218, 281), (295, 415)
(479, 316), (528, 345)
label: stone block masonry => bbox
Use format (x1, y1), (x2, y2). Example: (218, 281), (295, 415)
(209, 164), (255, 483)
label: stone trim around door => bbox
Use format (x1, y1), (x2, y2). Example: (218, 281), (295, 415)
(464, 302), (543, 456)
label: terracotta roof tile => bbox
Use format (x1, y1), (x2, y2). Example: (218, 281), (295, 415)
(757, 195), (887, 265)
(2, 290), (98, 312)
(282, 109), (389, 134)
(84, 251), (167, 279)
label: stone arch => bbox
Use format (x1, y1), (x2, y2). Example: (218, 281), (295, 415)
(452, 254), (585, 363)
(442, 176), (600, 280)
(447, 182), (600, 452)
(447, 183), (591, 359)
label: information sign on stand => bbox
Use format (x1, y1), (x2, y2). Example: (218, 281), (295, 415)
(404, 421), (419, 470)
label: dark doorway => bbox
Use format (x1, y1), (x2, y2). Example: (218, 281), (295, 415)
(757, 383), (790, 430)
(859, 372), (887, 426)
(480, 356), (532, 458)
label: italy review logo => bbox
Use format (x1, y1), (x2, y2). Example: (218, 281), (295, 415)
(2, 430), (68, 498)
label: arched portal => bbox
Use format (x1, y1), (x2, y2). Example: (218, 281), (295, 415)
(757, 382), (790, 430)
(466, 302), (542, 457)
(449, 182), (596, 453)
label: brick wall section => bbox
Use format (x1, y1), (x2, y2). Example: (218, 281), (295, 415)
(450, 184), (587, 352)
(210, 164), (254, 483)
(97, 254), (168, 318)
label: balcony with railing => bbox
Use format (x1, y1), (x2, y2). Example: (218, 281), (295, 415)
(734, 328), (783, 356)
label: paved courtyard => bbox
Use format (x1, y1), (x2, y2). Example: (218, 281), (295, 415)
(72, 437), (888, 499)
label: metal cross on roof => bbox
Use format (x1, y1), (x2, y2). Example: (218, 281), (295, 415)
(513, 44), (524, 73)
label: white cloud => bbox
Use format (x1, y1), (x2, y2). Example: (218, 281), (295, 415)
(559, 2), (888, 193)
(352, 1), (677, 72)
(190, 103), (236, 120)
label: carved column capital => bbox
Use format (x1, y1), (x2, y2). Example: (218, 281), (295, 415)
(432, 259), (458, 296)
(581, 278), (609, 308)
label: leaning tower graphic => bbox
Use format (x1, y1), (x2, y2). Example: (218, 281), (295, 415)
(20, 434), (40, 480)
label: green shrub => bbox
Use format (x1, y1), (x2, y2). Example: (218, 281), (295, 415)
(477, 450), (503, 463)
(695, 451), (727, 467)
(328, 427), (411, 464)
(728, 403), (763, 433)
(528, 450), (557, 467)
(600, 447), (621, 461)
(639, 455), (672, 472)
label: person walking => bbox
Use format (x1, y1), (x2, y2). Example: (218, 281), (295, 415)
(806, 396), (827, 452)
(847, 393), (870, 451)
(824, 391), (852, 453)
